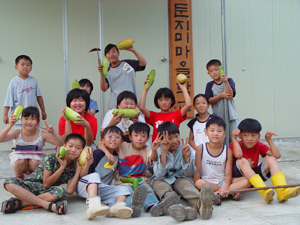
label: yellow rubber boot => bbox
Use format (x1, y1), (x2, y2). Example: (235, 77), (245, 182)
(271, 172), (300, 203)
(249, 174), (275, 203)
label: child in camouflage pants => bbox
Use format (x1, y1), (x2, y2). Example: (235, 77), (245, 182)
(1, 133), (85, 215)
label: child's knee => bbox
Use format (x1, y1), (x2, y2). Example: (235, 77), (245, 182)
(28, 159), (41, 171)
(15, 159), (28, 167)
(237, 158), (250, 168)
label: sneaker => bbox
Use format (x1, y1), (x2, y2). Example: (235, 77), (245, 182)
(199, 185), (214, 220)
(131, 185), (147, 218)
(150, 194), (180, 217)
(168, 204), (197, 221)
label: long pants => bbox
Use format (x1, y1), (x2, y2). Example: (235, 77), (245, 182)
(151, 178), (200, 209)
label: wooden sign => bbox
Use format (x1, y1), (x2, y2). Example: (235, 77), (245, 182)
(169, 0), (194, 118)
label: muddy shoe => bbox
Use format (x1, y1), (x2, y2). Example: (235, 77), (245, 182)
(131, 185), (147, 218)
(150, 194), (180, 217)
(212, 193), (222, 205)
(199, 185), (214, 220)
(168, 204), (197, 221)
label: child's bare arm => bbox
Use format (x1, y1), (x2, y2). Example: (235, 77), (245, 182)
(40, 121), (64, 147)
(3, 106), (10, 124)
(126, 46), (147, 67)
(188, 131), (198, 151)
(0, 113), (19, 142)
(193, 144), (203, 183)
(178, 82), (192, 117)
(37, 96), (47, 120)
(139, 77), (151, 119)
(97, 140), (115, 165)
(221, 75), (234, 97)
(218, 149), (233, 197)
(66, 160), (82, 195)
(231, 129), (243, 159)
(43, 151), (66, 189)
(150, 132), (162, 161)
(265, 131), (281, 159)
(88, 109), (96, 116)
(160, 131), (170, 168)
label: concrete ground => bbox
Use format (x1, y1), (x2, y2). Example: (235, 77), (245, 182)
(0, 139), (300, 225)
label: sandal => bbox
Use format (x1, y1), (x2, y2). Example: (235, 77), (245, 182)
(232, 193), (243, 201)
(1, 197), (23, 214)
(48, 200), (67, 215)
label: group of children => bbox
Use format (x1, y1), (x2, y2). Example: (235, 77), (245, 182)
(1, 44), (299, 221)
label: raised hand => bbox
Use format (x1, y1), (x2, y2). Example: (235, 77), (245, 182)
(40, 121), (54, 134)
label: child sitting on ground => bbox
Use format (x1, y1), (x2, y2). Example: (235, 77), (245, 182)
(0, 106), (63, 179)
(151, 121), (215, 221)
(139, 75), (192, 142)
(79, 78), (99, 116)
(230, 118), (300, 203)
(194, 116), (236, 205)
(1, 133), (85, 215)
(99, 122), (178, 217)
(76, 126), (133, 220)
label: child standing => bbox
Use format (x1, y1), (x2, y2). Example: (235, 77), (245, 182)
(0, 106), (63, 179)
(98, 43), (147, 109)
(3, 55), (47, 127)
(204, 59), (238, 139)
(151, 121), (215, 221)
(1, 133), (85, 215)
(99, 122), (179, 217)
(139, 76), (192, 142)
(230, 118), (300, 203)
(188, 94), (215, 149)
(79, 78), (99, 116)
(194, 117), (235, 205)
(77, 126), (133, 220)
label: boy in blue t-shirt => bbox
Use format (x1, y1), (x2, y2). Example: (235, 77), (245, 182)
(204, 59), (238, 139)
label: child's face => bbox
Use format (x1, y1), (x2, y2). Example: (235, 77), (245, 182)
(167, 133), (181, 152)
(118, 98), (136, 109)
(194, 96), (209, 115)
(207, 65), (221, 82)
(205, 124), (226, 144)
(240, 132), (260, 150)
(21, 115), (39, 131)
(15, 59), (32, 76)
(157, 95), (173, 112)
(102, 131), (123, 150)
(129, 131), (149, 150)
(105, 47), (120, 64)
(80, 85), (91, 95)
(70, 97), (86, 113)
(64, 139), (84, 161)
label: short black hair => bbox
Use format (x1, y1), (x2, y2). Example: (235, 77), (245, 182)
(15, 55), (32, 65)
(65, 133), (86, 148)
(117, 91), (137, 107)
(238, 118), (262, 134)
(193, 94), (209, 105)
(105, 43), (119, 55)
(102, 126), (123, 139)
(66, 89), (90, 112)
(206, 59), (221, 70)
(22, 106), (40, 120)
(129, 122), (150, 138)
(157, 121), (179, 135)
(79, 78), (93, 94)
(206, 116), (226, 130)
(154, 88), (176, 109)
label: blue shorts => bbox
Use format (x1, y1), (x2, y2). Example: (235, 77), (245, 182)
(232, 159), (271, 181)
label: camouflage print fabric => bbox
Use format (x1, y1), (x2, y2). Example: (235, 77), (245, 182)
(4, 177), (67, 200)
(3, 153), (77, 201)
